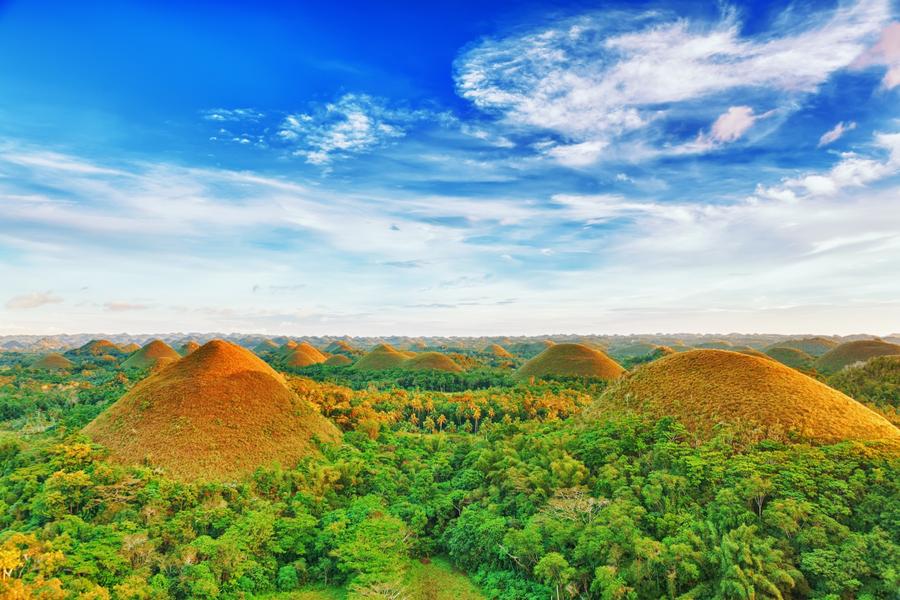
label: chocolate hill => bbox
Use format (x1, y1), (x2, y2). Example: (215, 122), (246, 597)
(402, 352), (463, 372)
(353, 343), (410, 370)
(815, 340), (900, 374)
(765, 346), (814, 371)
(121, 340), (181, 370)
(486, 343), (513, 358)
(517, 343), (624, 380)
(178, 341), (201, 356)
(325, 340), (361, 356)
(30, 353), (74, 370)
(68, 339), (122, 357)
(324, 354), (353, 366)
(120, 342), (142, 353)
(595, 350), (900, 446)
(285, 342), (327, 367)
(766, 337), (838, 357)
(83, 340), (340, 481)
(253, 339), (280, 355)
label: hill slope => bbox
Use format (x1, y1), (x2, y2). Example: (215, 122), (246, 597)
(766, 337), (838, 357)
(30, 353), (74, 370)
(403, 352), (463, 372)
(285, 342), (327, 367)
(517, 343), (624, 380)
(815, 340), (900, 374)
(594, 349), (900, 446)
(765, 346), (814, 371)
(68, 339), (122, 357)
(121, 340), (181, 370)
(353, 344), (410, 370)
(84, 340), (340, 481)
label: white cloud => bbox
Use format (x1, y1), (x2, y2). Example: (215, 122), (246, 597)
(818, 121), (857, 146)
(6, 291), (63, 310)
(853, 22), (900, 88)
(276, 94), (425, 165)
(201, 108), (264, 122)
(455, 1), (890, 165)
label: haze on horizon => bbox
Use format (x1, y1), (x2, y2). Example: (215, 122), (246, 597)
(2, 0), (899, 337)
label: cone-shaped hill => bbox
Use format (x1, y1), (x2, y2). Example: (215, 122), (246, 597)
(766, 337), (837, 357)
(486, 343), (513, 358)
(122, 340), (181, 370)
(815, 340), (900, 374)
(31, 353), (74, 370)
(325, 340), (361, 356)
(68, 339), (122, 357)
(285, 342), (327, 367)
(84, 340), (340, 481)
(324, 354), (353, 366)
(353, 344), (409, 370)
(593, 350), (900, 447)
(178, 341), (201, 356)
(253, 339), (280, 355)
(517, 343), (624, 380)
(765, 346), (814, 371)
(121, 342), (142, 353)
(403, 352), (463, 372)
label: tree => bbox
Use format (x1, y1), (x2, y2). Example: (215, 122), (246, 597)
(535, 552), (575, 600)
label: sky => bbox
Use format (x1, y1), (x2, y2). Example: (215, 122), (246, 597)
(1, 0), (899, 336)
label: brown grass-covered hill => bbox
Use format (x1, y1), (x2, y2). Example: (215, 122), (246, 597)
(696, 340), (734, 350)
(353, 343), (410, 370)
(403, 352), (463, 372)
(517, 343), (625, 381)
(765, 346), (815, 371)
(766, 337), (838, 358)
(68, 339), (122, 357)
(285, 342), (327, 367)
(608, 342), (660, 361)
(324, 354), (353, 366)
(594, 349), (900, 447)
(325, 340), (361, 356)
(120, 342), (142, 353)
(121, 340), (181, 370)
(178, 341), (201, 356)
(253, 339), (280, 355)
(815, 339), (900, 374)
(486, 343), (513, 358)
(84, 340), (340, 481)
(30, 353), (74, 370)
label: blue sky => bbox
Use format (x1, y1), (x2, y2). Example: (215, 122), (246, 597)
(1, 0), (899, 335)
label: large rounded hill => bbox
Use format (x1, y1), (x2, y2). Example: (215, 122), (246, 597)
(353, 344), (409, 370)
(121, 340), (181, 370)
(285, 342), (327, 367)
(403, 352), (463, 372)
(815, 340), (900, 374)
(594, 349), (900, 446)
(766, 337), (837, 357)
(31, 353), (74, 370)
(517, 343), (624, 380)
(84, 340), (340, 481)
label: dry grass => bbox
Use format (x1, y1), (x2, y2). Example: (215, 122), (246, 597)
(486, 343), (513, 358)
(120, 342), (141, 353)
(325, 340), (360, 355)
(766, 337), (838, 357)
(70, 339), (122, 356)
(324, 354), (353, 366)
(765, 346), (814, 371)
(253, 339), (280, 355)
(83, 340), (341, 481)
(594, 349), (900, 447)
(517, 343), (624, 381)
(121, 340), (181, 370)
(815, 340), (900, 374)
(286, 342), (327, 367)
(403, 352), (463, 372)
(178, 340), (201, 356)
(30, 353), (74, 370)
(353, 343), (410, 371)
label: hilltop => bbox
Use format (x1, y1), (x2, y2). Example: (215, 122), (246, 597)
(178, 340), (201, 356)
(594, 349), (900, 446)
(815, 340), (900, 374)
(67, 339), (122, 357)
(765, 337), (838, 357)
(517, 343), (624, 380)
(353, 343), (410, 371)
(403, 352), (463, 372)
(30, 353), (74, 370)
(765, 346), (814, 371)
(121, 340), (181, 370)
(485, 343), (513, 358)
(83, 340), (340, 481)
(285, 342), (327, 367)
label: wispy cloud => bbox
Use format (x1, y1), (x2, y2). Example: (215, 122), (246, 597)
(104, 302), (150, 312)
(202, 108), (265, 122)
(818, 121), (857, 146)
(852, 21), (900, 88)
(455, 0), (890, 165)
(6, 291), (63, 310)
